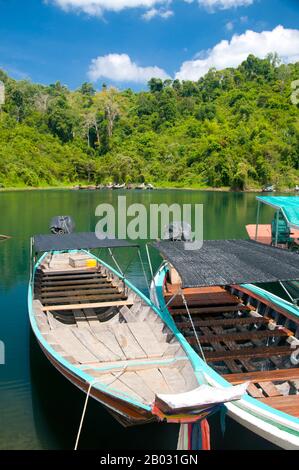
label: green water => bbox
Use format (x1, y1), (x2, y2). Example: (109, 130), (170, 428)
(0, 189), (283, 450)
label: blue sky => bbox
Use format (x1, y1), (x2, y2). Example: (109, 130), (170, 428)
(0, 0), (298, 90)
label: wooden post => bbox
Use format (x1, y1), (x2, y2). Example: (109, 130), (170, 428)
(255, 200), (261, 241)
(275, 209), (279, 246)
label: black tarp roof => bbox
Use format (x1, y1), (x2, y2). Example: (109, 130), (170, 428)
(153, 239), (299, 288)
(33, 232), (139, 252)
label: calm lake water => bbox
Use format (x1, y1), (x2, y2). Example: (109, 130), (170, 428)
(0, 189), (286, 450)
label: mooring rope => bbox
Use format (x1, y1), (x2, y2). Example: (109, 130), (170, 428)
(74, 379), (100, 451)
(74, 366), (128, 450)
(181, 291), (207, 363)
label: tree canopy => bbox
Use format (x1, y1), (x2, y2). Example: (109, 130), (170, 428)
(0, 55), (298, 190)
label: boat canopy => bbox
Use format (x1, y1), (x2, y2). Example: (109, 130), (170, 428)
(153, 239), (299, 288)
(256, 196), (299, 230)
(33, 232), (139, 253)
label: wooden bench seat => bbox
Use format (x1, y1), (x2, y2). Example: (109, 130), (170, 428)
(41, 287), (119, 299)
(170, 305), (251, 316)
(188, 329), (288, 345)
(43, 293), (126, 304)
(40, 280), (113, 290)
(177, 316), (268, 329)
(205, 345), (291, 362)
(41, 300), (133, 312)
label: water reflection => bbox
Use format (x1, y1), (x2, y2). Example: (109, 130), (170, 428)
(0, 189), (286, 449)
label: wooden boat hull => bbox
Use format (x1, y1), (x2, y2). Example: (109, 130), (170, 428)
(38, 340), (153, 426)
(152, 264), (299, 450)
(28, 249), (210, 431)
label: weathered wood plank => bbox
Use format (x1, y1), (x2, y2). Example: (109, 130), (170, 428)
(41, 280), (113, 291)
(72, 328), (118, 362)
(177, 316), (268, 329)
(43, 293), (126, 304)
(171, 305), (250, 316)
(199, 325), (241, 373)
(91, 325), (126, 360)
(206, 346), (291, 362)
(41, 287), (119, 299)
(51, 328), (98, 364)
(259, 395), (299, 417)
(247, 383), (264, 398)
(39, 268), (100, 277)
(41, 300), (132, 312)
(46, 312), (68, 330)
(126, 322), (166, 358)
(223, 368), (299, 385)
(137, 368), (171, 394)
(259, 382), (282, 397)
(81, 356), (188, 374)
(110, 324), (148, 360)
(159, 367), (186, 393)
(117, 371), (155, 403)
(187, 329), (287, 345)
(108, 378), (143, 402)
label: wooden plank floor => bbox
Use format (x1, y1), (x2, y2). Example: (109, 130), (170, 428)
(259, 395), (299, 417)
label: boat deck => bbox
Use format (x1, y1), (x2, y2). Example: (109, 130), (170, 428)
(33, 253), (199, 409)
(164, 282), (299, 418)
(246, 224), (299, 245)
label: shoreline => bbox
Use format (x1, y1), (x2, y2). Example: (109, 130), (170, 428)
(0, 185), (296, 194)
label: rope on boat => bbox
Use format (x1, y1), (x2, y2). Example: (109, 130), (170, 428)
(74, 367), (128, 450)
(181, 291), (207, 363)
(279, 281), (297, 304)
(74, 379), (100, 451)
(164, 288), (181, 309)
(108, 248), (124, 277)
(138, 249), (151, 294)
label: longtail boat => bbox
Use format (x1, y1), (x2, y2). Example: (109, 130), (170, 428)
(151, 239), (299, 449)
(28, 232), (246, 433)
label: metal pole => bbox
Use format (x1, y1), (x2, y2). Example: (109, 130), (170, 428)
(137, 249), (150, 295)
(145, 243), (159, 307)
(275, 209), (279, 247)
(255, 201), (260, 241)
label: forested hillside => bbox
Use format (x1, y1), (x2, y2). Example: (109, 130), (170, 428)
(0, 54), (298, 190)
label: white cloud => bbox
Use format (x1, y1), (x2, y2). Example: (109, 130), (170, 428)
(225, 21), (234, 31)
(176, 25), (299, 81)
(197, 0), (254, 10)
(142, 7), (173, 20)
(240, 15), (248, 23)
(88, 53), (169, 83)
(47, 0), (255, 16)
(47, 0), (167, 16)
